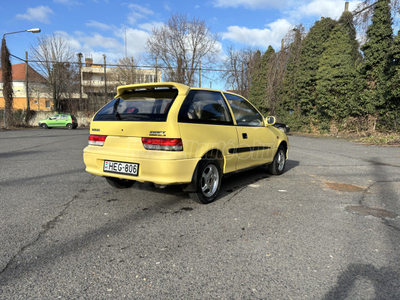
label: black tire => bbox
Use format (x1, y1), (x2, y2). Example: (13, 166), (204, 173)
(189, 158), (222, 204)
(268, 146), (286, 175)
(67, 123), (73, 129)
(105, 177), (135, 189)
(40, 123), (48, 129)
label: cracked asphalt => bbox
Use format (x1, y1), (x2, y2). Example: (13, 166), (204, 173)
(0, 128), (400, 299)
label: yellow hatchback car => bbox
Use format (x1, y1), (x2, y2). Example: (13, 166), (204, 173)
(83, 82), (289, 204)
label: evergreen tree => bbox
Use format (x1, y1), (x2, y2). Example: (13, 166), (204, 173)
(360, 0), (393, 120)
(248, 46), (275, 114)
(248, 50), (263, 109)
(315, 11), (362, 131)
(277, 27), (303, 129)
(296, 18), (337, 122)
(388, 30), (400, 130)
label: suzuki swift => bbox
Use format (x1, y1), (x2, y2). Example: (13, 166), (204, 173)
(83, 82), (289, 204)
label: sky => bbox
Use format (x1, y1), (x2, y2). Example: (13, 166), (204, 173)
(1, 0), (363, 83)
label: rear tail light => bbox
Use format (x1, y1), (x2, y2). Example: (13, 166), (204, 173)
(142, 137), (183, 151)
(88, 135), (107, 146)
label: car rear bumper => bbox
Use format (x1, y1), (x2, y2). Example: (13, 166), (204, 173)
(83, 148), (198, 185)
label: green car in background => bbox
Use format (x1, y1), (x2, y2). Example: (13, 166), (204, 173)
(39, 114), (78, 129)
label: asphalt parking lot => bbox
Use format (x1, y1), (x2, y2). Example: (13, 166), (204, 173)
(0, 128), (399, 299)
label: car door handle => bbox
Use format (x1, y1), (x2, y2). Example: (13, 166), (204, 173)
(242, 133), (248, 139)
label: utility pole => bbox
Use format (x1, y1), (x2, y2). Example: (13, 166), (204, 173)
(155, 57), (158, 83)
(131, 57), (135, 84)
(25, 51), (30, 111)
(103, 54), (107, 103)
(77, 53), (82, 106)
(199, 60), (201, 88)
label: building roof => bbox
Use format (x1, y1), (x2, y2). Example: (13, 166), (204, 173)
(0, 63), (47, 83)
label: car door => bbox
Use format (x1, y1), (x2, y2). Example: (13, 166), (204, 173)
(223, 93), (276, 170)
(178, 90), (239, 174)
(59, 115), (69, 127)
(47, 115), (60, 127)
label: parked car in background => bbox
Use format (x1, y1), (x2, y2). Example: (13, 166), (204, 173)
(273, 123), (290, 134)
(39, 114), (78, 129)
(83, 82), (289, 204)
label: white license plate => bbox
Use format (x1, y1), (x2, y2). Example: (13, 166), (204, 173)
(104, 160), (139, 176)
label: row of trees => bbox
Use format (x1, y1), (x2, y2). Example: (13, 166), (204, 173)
(247, 0), (400, 133)
(3, 1), (399, 132)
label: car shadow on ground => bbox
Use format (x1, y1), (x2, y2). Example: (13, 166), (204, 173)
(127, 159), (300, 203)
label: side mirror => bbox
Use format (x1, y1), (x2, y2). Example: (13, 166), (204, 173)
(266, 116), (276, 126)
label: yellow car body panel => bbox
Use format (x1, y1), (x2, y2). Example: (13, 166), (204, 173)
(83, 82), (289, 189)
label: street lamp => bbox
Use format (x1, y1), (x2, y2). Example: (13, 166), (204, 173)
(3, 28), (41, 38)
(2, 28), (41, 128)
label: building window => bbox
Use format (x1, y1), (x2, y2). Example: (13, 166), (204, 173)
(34, 100), (38, 104)
(45, 101), (51, 109)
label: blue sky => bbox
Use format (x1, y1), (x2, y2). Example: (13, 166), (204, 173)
(1, 0), (362, 68)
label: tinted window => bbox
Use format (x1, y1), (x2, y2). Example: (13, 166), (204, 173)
(93, 89), (178, 122)
(223, 93), (264, 127)
(178, 90), (233, 125)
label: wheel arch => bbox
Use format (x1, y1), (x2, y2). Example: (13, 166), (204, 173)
(278, 140), (288, 159)
(182, 148), (224, 193)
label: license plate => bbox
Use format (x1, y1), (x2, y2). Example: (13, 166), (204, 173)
(104, 160), (139, 176)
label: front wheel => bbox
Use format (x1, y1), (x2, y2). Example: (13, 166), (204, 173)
(40, 123), (48, 129)
(105, 177), (135, 189)
(268, 146), (286, 175)
(189, 158), (222, 204)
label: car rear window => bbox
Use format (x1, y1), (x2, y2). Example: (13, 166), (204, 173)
(93, 89), (178, 122)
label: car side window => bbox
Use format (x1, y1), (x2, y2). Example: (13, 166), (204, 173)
(223, 93), (264, 127)
(178, 90), (233, 125)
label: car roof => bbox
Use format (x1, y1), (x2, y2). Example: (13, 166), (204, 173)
(115, 82), (245, 99)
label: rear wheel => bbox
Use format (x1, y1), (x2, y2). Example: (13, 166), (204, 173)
(268, 146), (286, 175)
(105, 177), (135, 189)
(189, 158), (222, 204)
(67, 123), (73, 129)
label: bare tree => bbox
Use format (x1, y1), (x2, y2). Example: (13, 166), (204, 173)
(146, 13), (219, 86)
(113, 56), (140, 85)
(30, 34), (79, 112)
(222, 45), (254, 97)
(353, 0), (399, 38)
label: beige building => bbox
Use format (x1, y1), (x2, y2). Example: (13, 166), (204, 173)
(82, 58), (162, 96)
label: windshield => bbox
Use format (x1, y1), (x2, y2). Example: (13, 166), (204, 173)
(93, 89), (178, 122)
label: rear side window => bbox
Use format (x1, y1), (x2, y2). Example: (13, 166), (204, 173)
(93, 89), (178, 122)
(178, 90), (233, 125)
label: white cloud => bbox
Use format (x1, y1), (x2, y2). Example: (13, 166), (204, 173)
(293, 0), (362, 20)
(86, 20), (115, 31)
(114, 27), (150, 57)
(16, 6), (54, 24)
(127, 4), (154, 25)
(164, 2), (172, 11)
(138, 22), (164, 32)
(213, 0), (290, 9)
(221, 19), (293, 49)
(54, 31), (82, 51)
